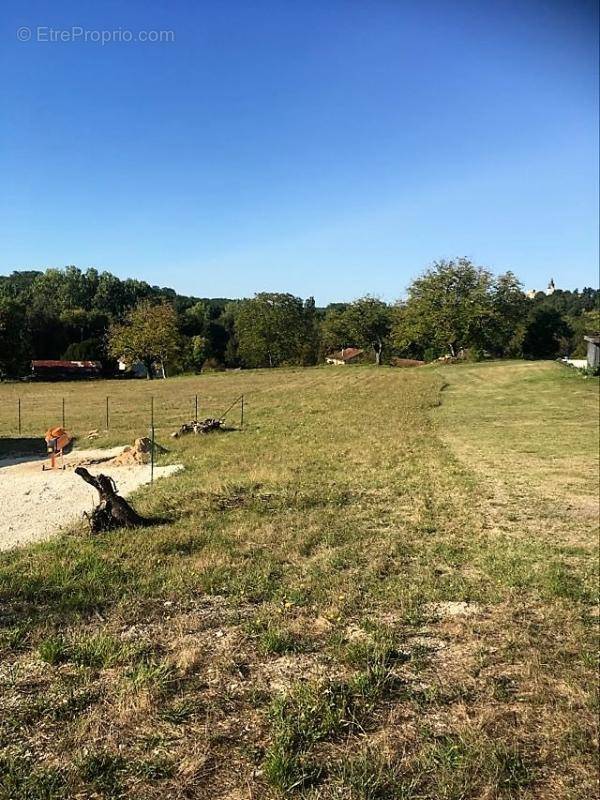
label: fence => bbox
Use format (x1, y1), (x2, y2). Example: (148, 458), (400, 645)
(1, 392), (245, 441)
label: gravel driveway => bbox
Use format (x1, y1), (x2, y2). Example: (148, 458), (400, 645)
(0, 446), (182, 551)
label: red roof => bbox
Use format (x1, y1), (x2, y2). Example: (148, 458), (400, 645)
(327, 347), (363, 362)
(31, 360), (102, 369)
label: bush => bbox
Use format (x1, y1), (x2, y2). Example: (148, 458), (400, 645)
(423, 347), (442, 363)
(464, 347), (488, 362)
(201, 357), (225, 372)
(62, 338), (103, 361)
(578, 365), (600, 378)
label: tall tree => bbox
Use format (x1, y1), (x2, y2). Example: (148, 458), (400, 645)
(321, 306), (352, 354)
(522, 307), (572, 359)
(108, 301), (181, 379)
(392, 258), (495, 359)
(234, 293), (312, 368)
(299, 297), (321, 365)
(488, 271), (528, 356)
(342, 297), (392, 365)
(92, 271), (133, 317)
(0, 297), (30, 377)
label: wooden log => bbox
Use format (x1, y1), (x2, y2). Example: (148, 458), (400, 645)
(194, 418), (223, 434)
(171, 418), (224, 438)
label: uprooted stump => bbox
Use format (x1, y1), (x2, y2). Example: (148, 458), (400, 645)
(75, 466), (150, 533)
(171, 418), (224, 438)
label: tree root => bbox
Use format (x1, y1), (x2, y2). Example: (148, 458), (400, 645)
(75, 466), (151, 533)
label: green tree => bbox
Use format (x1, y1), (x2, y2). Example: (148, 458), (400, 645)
(59, 308), (109, 346)
(392, 258), (496, 359)
(321, 306), (352, 354)
(522, 307), (573, 359)
(234, 293), (312, 368)
(108, 301), (181, 379)
(0, 270), (42, 302)
(0, 297), (30, 377)
(181, 301), (209, 337)
(28, 269), (68, 318)
(92, 271), (132, 317)
(342, 297), (392, 365)
(567, 309), (600, 357)
(299, 297), (321, 365)
(488, 271), (528, 356)
(62, 339), (103, 361)
(190, 334), (208, 371)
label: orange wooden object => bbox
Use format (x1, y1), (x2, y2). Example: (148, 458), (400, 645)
(44, 427), (72, 470)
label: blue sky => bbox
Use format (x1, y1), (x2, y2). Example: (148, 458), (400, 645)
(1, 0), (598, 304)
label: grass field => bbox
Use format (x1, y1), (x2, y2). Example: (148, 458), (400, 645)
(0, 371), (252, 455)
(0, 362), (598, 799)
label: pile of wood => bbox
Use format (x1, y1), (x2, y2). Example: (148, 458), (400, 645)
(390, 357), (425, 368)
(170, 418), (224, 438)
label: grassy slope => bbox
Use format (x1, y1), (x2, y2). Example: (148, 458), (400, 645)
(0, 363), (597, 799)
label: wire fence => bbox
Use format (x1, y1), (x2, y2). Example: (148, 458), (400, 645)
(0, 392), (245, 440)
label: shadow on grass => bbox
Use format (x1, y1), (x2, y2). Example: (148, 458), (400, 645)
(0, 437), (46, 461)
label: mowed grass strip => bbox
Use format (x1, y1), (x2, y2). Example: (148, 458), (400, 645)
(0, 363), (597, 799)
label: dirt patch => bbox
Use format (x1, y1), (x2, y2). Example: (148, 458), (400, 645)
(109, 437), (168, 466)
(0, 446), (183, 551)
(259, 653), (341, 694)
(427, 601), (482, 618)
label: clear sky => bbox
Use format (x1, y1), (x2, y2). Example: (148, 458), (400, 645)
(1, 0), (598, 304)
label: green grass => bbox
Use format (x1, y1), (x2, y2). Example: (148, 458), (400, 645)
(0, 755), (68, 800)
(438, 360), (598, 501)
(37, 631), (145, 668)
(0, 362), (597, 799)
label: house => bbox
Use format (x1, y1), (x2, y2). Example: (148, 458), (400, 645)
(325, 347), (364, 365)
(117, 358), (150, 378)
(584, 335), (600, 369)
(31, 360), (102, 380)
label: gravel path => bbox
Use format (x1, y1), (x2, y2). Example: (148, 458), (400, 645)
(0, 447), (183, 551)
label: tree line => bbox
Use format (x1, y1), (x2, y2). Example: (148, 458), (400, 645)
(0, 260), (598, 377)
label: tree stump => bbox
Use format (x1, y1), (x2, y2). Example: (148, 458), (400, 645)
(75, 466), (150, 533)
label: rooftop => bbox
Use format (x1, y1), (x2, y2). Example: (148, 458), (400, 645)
(327, 347), (363, 362)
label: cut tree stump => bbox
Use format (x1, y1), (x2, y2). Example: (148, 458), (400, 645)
(75, 466), (150, 533)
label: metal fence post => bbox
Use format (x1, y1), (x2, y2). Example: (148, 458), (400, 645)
(150, 396), (155, 485)
(18, 398), (21, 435)
(240, 394), (244, 429)
(106, 396), (109, 430)
(195, 394), (198, 421)
(62, 397), (65, 429)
